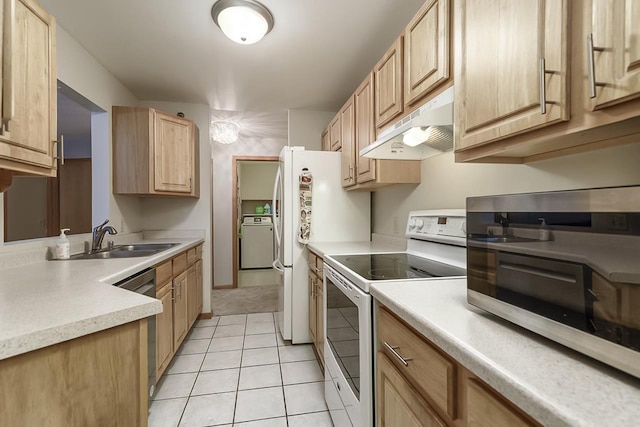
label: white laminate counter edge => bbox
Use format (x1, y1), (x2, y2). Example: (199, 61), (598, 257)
(0, 238), (204, 360)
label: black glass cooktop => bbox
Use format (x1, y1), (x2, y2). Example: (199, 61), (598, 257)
(330, 253), (466, 281)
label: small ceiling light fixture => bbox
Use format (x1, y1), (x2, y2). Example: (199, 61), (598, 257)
(211, 120), (240, 144)
(211, 0), (274, 45)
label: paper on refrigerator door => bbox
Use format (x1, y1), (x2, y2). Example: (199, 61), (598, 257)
(298, 168), (312, 243)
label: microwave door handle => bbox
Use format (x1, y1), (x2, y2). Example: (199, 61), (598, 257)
(500, 263), (577, 284)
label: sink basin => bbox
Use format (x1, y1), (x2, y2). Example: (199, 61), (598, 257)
(65, 243), (179, 260)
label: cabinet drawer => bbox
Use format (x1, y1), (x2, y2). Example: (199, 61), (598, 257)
(467, 378), (536, 427)
(173, 253), (187, 276)
(378, 306), (456, 419)
(307, 251), (316, 269)
(195, 244), (203, 260)
(157, 280), (173, 298)
(187, 248), (197, 266)
(156, 260), (173, 289)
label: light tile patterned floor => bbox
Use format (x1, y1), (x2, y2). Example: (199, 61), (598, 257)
(150, 313), (334, 427)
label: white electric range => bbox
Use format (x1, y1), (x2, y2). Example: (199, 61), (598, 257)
(322, 210), (467, 427)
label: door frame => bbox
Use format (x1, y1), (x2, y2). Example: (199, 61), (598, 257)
(231, 155), (279, 288)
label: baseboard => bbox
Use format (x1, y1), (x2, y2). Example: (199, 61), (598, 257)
(214, 284), (234, 289)
(197, 312), (213, 320)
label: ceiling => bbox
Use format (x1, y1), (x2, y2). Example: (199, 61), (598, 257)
(40, 0), (426, 112)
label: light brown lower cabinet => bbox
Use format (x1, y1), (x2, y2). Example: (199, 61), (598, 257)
(156, 281), (174, 377)
(173, 270), (189, 350)
(377, 353), (447, 427)
(156, 244), (204, 380)
(308, 249), (325, 368)
(0, 320), (149, 427)
(377, 305), (540, 427)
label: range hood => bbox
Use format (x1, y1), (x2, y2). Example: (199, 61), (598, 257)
(360, 86), (454, 160)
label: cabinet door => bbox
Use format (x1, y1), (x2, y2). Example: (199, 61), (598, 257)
(308, 272), (317, 342)
(455, 1), (569, 150)
(156, 284), (174, 378)
(404, 0), (450, 106)
(340, 96), (356, 188)
(0, 0), (56, 172)
(377, 353), (447, 427)
(355, 73), (376, 184)
(172, 271), (188, 350)
(187, 265), (198, 328)
(330, 113), (341, 151)
(375, 37), (403, 129)
(154, 112), (193, 193)
(321, 128), (330, 151)
(196, 259), (203, 314)
(315, 277), (324, 360)
(591, 1), (640, 109)
(466, 378), (535, 427)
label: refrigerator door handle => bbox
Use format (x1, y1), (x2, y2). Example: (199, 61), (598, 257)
(272, 259), (285, 274)
(272, 166), (282, 250)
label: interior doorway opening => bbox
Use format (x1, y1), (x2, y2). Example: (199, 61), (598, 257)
(232, 156), (279, 288)
(3, 81), (106, 242)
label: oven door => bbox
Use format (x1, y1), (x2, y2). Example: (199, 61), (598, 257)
(324, 265), (372, 427)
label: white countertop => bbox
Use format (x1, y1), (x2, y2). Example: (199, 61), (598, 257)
(371, 279), (640, 427)
(0, 238), (203, 360)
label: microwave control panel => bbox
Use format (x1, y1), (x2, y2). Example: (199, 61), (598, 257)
(406, 210), (466, 241)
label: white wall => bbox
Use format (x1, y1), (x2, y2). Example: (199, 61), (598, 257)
(288, 109), (335, 149)
(55, 25), (143, 234)
(138, 100), (213, 314)
(373, 143), (640, 235)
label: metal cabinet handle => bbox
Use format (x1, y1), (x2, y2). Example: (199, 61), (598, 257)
(539, 59), (547, 114)
(383, 342), (412, 367)
(60, 134), (64, 165)
(587, 33), (605, 99)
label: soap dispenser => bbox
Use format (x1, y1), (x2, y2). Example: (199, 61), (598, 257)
(538, 218), (550, 241)
(55, 228), (71, 259)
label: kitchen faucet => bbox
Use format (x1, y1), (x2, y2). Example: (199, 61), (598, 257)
(494, 213), (510, 236)
(91, 219), (118, 252)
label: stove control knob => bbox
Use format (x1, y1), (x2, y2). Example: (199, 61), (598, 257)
(415, 219), (424, 230)
(408, 219), (417, 229)
(460, 221), (467, 234)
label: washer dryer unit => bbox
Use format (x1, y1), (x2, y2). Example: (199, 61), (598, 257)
(241, 216), (274, 269)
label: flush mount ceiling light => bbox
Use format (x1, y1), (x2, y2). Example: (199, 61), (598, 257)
(211, 120), (240, 144)
(211, 0), (274, 45)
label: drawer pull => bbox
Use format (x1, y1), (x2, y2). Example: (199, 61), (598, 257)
(384, 342), (412, 367)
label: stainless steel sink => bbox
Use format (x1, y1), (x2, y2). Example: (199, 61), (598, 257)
(66, 243), (179, 260)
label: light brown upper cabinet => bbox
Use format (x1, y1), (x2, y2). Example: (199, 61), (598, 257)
(355, 73), (376, 184)
(404, 0), (451, 107)
(0, 0), (57, 189)
(329, 113), (341, 151)
(455, 1), (569, 152)
(321, 128), (330, 151)
(590, 0), (640, 110)
(375, 37), (404, 129)
(340, 96), (356, 188)
(455, 0), (640, 163)
(113, 106), (200, 197)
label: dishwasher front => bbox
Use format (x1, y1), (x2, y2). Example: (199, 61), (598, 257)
(114, 268), (156, 401)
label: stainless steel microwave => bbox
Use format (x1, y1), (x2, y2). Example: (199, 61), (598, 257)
(466, 186), (640, 378)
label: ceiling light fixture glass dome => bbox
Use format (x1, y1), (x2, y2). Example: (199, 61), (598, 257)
(211, 0), (274, 45)
(210, 120), (240, 144)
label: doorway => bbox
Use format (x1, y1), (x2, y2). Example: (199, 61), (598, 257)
(232, 156), (279, 288)
(3, 82), (105, 242)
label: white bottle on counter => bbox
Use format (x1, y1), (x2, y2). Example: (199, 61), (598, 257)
(55, 228), (71, 259)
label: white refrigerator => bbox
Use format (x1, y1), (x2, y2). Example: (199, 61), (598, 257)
(272, 146), (370, 343)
